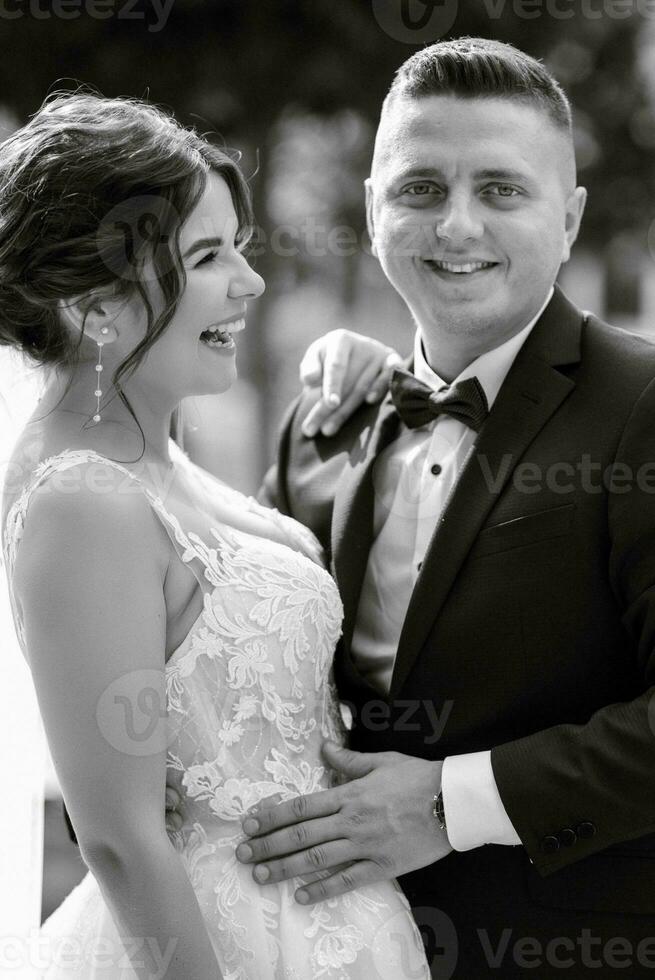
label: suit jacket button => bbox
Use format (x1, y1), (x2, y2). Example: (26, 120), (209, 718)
(559, 827), (577, 847)
(541, 835), (560, 854)
(576, 821), (597, 839)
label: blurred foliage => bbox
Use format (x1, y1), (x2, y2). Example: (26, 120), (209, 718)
(0, 0), (653, 246)
(0, 1), (654, 458)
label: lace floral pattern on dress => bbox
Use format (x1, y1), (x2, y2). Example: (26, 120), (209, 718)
(2, 448), (430, 980)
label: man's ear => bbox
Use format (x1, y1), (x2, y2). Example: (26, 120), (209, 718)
(561, 185), (587, 264)
(364, 178), (377, 257)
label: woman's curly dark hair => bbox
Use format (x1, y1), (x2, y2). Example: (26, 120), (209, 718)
(0, 88), (254, 460)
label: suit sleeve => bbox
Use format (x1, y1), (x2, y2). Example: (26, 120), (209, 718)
(490, 375), (655, 876)
(257, 394), (303, 514)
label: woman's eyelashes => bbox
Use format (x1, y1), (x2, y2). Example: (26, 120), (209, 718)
(195, 240), (250, 268)
(196, 249), (219, 267)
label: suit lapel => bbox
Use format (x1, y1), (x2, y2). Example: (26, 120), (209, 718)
(331, 390), (403, 662)
(388, 286), (584, 699)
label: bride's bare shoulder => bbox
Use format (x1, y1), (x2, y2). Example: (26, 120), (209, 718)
(2, 418), (149, 517)
(3, 426), (170, 580)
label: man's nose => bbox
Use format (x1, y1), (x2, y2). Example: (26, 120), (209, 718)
(435, 192), (483, 244)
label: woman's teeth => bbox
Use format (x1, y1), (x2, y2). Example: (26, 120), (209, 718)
(200, 319), (245, 348)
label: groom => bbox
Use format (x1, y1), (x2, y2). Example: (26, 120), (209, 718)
(240, 38), (655, 978)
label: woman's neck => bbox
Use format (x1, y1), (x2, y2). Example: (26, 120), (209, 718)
(33, 363), (176, 467)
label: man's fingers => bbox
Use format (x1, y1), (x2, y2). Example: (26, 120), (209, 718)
(241, 787), (342, 838)
(236, 814), (344, 866)
(294, 860), (380, 905)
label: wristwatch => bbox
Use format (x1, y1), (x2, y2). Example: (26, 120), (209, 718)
(432, 790), (447, 834)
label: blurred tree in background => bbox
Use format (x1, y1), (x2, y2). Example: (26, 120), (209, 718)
(1, 0), (655, 484)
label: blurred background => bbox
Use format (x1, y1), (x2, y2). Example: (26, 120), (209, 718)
(1, 0), (655, 937)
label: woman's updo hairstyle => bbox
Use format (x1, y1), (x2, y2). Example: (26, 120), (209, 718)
(0, 88), (253, 454)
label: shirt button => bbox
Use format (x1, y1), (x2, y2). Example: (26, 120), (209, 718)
(430, 463), (442, 476)
(417, 561), (423, 571)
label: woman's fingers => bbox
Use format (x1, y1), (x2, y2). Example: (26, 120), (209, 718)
(365, 350), (404, 403)
(298, 339), (324, 388)
(320, 335), (352, 408)
(317, 361), (383, 436)
(165, 786), (180, 811)
(299, 331), (352, 405)
(300, 332), (403, 438)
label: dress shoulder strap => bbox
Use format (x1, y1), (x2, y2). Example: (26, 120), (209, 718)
(1, 447), (187, 583)
(1, 447), (209, 661)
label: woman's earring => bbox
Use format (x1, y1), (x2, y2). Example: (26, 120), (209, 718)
(93, 327), (109, 424)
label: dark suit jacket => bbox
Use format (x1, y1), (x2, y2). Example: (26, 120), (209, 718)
(259, 285), (655, 927)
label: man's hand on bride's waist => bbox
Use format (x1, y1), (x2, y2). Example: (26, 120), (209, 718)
(235, 741), (453, 905)
(298, 329), (403, 439)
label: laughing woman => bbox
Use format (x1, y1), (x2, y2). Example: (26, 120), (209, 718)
(0, 93), (428, 979)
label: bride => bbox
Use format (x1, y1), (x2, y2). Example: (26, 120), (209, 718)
(0, 92), (429, 979)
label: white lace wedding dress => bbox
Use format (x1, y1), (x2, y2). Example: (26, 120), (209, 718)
(2, 442), (430, 980)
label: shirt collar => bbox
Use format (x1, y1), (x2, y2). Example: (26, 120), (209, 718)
(413, 286), (554, 412)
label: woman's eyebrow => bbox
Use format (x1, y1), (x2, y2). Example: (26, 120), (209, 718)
(182, 235), (224, 259)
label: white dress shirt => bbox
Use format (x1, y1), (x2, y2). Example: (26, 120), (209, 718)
(350, 288), (554, 851)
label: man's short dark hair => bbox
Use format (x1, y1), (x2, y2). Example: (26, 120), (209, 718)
(387, 37), (572, 134)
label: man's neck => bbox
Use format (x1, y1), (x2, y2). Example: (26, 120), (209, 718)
(419, 289), (555, 382)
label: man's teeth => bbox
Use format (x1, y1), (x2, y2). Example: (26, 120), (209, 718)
(428, 260), (496, 274)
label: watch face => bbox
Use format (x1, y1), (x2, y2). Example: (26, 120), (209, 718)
(433, 792), (446, 829)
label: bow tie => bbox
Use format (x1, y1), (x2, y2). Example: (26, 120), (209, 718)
(390, 368), (489, 432)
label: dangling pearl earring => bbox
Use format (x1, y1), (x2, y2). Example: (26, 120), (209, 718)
(93, 327), (109, 424)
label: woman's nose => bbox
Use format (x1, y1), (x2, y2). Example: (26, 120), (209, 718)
(231, 255), (265, 299)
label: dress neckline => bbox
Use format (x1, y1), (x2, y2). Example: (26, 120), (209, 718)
(2, 446), (327, 675)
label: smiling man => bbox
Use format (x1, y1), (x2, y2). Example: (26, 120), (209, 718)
(251, 38), (655, 978)
(368, 76), (583, 381)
